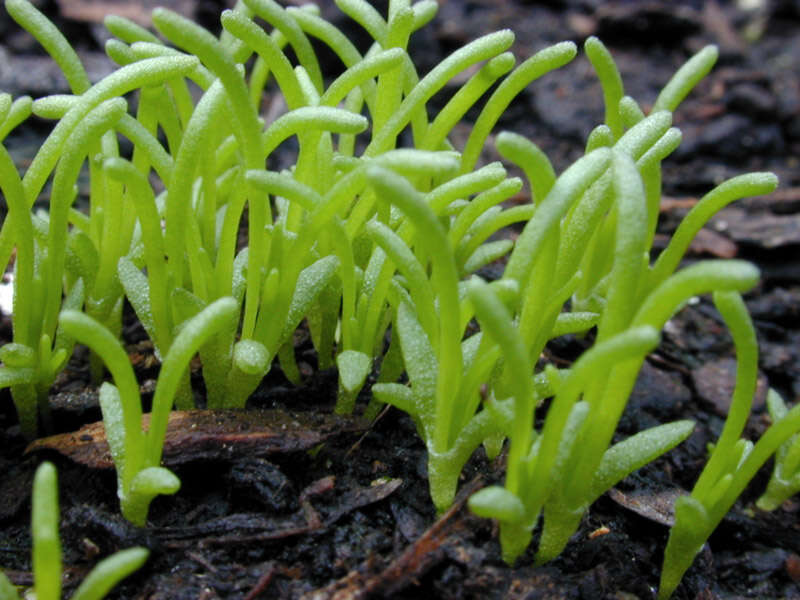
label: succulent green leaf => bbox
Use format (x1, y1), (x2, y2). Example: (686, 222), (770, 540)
(461, 41), (577, 172)
(0, 93), (10, 123)
(242, 0), (323, 92)
(125, 467), (181, 527)
(6, 0), (91, 93)
(659, 496), (713, 600)
(262, 106), (368, 156)
(550, 312), (599, 338)
(650, 173), (778, 287)
(66, 230), (99, 290)
(462, 240), (514, 275)
(0, 95), (32, 142)
(633, 260), (759, 331)
(449, 178), (522, 248)
(546, 401), (590, 491)
(335, 0), (387, 45)
(690, 291), (758, 500)
(118, 257), (156, 347)
(757, 466), (800, 512)
(233, 339), (270, 376)
(468, 486), (525, 523)
(104, 14), (161, 44)
(495, 132), (555, 203)
(371, 382), (418, 417)
(661, 401), (800, 599)
(460, 331), (484, 371)
(767, 388), (789, 422)
(366, 218), (437, 341)
(756, 389), (800, 511)
(585, 124), (614, 151)
(505, 148), (611, 286)
(653, 45), (718, 113)
(422, 52), (516, 151)
(584, 37), (624, 139)
(395, 300), (437, 401)
(23, 55), (199, 207)
(337, 350), (372, 393)
(411, 1), (438, 30)
(283, 255), (340, 341)
(130, 466), (181, 498)
(468, 277), (535, 494)
(219, 8), (305, 110)
(614, 110), (672, 160)
(232, 248), (249, 304)
(369, 29), (517, 156)
(246, 170), (321, 212)
(98, 382), (129, 492)
(170, 288), (206, 328)
(373, 149), (460, 179)
(591, 420), (695, 501)
(595, 150), (648, 341)
(59, 311), (144, 468)
(0, 571), (19, 599)
(321, 47), (406, 107)
(148, 297), (239, 466)
(31, 461), (61, 600)
(0, 343), (35, 368)
(70, 547), (149, 600)
(424, 161), (507, 216)
(619, 95), (645, 127)
(31, 94), (78, 119)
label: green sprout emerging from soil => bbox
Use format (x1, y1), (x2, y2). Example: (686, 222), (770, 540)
(0, 0), (797, 597)
(0, 462), (147, 599)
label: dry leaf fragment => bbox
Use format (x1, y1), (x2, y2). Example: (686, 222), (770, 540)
(608, 486), (684, 526)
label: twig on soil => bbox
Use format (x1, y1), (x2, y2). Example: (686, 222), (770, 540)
(243, 562), (277, 600)
(303, 475), (484, 600)
(158, 477), (402, 548)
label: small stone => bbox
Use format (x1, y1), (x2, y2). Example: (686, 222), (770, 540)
(697, 114), (783, 160)
(692, 357), (768, 417)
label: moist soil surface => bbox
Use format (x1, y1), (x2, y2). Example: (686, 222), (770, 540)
(2, 0), (800, 598)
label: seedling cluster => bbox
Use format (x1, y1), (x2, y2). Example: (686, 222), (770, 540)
(0, 0), (797, 597)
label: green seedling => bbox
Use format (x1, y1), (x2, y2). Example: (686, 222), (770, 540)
(0, 0), (200, 436)
(0, 2), (792, 597)
(657, 292), (800, 599)
(58, 298), (238, 525)
(0, 462), (148, 600)
(457, 37), (782, 585)
(757, 389), (800, 511)
(99, 0), (570, 414)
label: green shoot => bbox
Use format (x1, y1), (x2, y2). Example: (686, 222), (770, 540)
(0, 462), (148, 599)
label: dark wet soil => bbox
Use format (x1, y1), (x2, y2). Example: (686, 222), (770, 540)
(1, 0), (800, 598)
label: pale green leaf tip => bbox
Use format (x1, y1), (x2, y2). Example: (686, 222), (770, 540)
(34, 461), (57, 488)
(337, 350), (372, 393)
(584, 35), (602, 49)
(468, 486), (525, 523)
(131, 466), (181, 496)
(234, 339), (270, 375)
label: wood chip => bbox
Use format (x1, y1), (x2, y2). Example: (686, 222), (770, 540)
(56, 0), (195, 26)
(712, 207), (800, 249)
(26, 409), (368, 469)
(688, 227), (739, 258)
